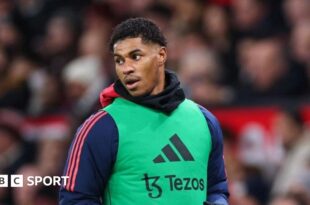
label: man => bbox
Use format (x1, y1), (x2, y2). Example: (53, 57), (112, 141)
(59, 18), (229, 205)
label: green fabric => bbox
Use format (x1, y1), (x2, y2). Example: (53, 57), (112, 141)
(103, 98), (212, 205)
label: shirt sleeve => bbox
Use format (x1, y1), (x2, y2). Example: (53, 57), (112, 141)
(199, 106), (229, 205)
(59, 110), (118, 205)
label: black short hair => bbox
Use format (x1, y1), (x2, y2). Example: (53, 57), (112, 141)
(109, 17), (167, 52)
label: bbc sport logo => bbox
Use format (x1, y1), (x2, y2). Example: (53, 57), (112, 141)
(0, 175), (69, 187)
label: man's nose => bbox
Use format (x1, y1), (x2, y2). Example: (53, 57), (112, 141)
(122, 62), (135, 75)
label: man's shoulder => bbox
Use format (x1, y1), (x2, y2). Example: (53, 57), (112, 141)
(183, 99), (218, 124)
(188, 102), (220, 130)
(78, 110), (118, 142)
(82, 110), (110, 126)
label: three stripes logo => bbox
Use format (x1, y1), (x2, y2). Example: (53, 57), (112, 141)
(153, 134), (194, 163)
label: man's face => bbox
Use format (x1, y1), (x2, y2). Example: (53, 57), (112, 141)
(113, 37), (166, 96)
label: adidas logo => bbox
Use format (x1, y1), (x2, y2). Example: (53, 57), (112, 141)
(153, 134), (194, 163)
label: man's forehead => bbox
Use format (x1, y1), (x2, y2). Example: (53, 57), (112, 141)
(113, 37), (158, 54)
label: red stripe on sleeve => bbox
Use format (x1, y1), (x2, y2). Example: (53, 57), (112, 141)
(65, 111), (107, 191)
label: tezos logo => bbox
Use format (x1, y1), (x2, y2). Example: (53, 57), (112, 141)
(141, 173), (205, 198)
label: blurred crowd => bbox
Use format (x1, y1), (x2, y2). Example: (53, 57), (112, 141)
(0, 0), (309, 204)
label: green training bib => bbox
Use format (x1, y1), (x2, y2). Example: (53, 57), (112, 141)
(103, 98), (212, 205)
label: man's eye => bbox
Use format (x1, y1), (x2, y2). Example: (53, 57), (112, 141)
(132, 54), (141, 61)
(115, 58), (124, 65)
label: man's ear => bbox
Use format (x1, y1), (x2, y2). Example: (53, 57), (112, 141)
(158, 47), (167, 66)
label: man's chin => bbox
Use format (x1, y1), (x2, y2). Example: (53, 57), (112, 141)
(127, 88), (149, 97)
(127, 88), (141, 96)
(128, 91), (144, 97)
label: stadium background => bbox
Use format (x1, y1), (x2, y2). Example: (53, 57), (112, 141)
(0, 0), (309, 204)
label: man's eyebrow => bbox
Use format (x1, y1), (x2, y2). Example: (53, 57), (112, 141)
(113, 53), (122, 58)
(114, 49), (142, 57)
(129, 49), (142, 55)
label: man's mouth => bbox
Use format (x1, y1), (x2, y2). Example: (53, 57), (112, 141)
(124, 77), (140, 90)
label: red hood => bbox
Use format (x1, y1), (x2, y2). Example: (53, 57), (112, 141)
(99, 83), (120, 107)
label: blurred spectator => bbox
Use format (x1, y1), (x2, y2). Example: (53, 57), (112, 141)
(0, 109), (35, 204)
(27, 73), (62, 116)
(202, 4), (237, 85)
(143, 3), (173, 33)
(0, 19), (22, 56)
(178, 46), (234, 106)
(13, 100), (69, 205)
(14, 0), (90, 53)
(236, 37), (308, 103)
(233, 123), (271, 205)
(170, 0), (202, 33)
(203, 4), (231, 53)
(0, 0), (12, 17)
(283, 0), (310, 28)
(232, 0), (266, 31)
(290, 21), (310, 77)
(238, 124), (268, 169)
(62, 56), (106, 122)
(272, 107), (305, 153)
(221, 128), (242, 205)
(272, 108), (310, 197)
(231, 0), (277, 38)
(38, 9), (80, 76)
(79, 29), (107, 59)
(164, 28), (182, 69)
(0, 55), (37, 112)
(269, 192), (310, 205)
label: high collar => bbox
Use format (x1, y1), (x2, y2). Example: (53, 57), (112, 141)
(99, 70), (185, 114)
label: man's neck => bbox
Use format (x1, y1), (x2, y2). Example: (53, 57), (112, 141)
(150, 67), (165, 96)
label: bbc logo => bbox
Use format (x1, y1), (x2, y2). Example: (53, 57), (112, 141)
(0, 175), (23, 187)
